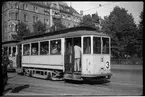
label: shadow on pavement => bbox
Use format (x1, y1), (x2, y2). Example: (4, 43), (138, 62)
(10, 84), (29, 93)
(65, 79), (110, 85)
(4, 87), (12, 94)
(4, 84), (30, 95)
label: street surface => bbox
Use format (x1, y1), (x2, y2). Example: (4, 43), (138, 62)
(3, 65), (143, 96)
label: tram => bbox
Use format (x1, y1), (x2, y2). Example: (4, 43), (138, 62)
(2, 40), (20, 72)
(19, 26), (112, 81)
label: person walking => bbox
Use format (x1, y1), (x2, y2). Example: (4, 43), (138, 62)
(74, 43), (82, 72)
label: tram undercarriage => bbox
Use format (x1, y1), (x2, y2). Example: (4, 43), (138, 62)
(23, 67), (63, 81)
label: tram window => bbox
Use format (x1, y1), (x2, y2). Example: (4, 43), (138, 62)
(66, 39), (72, 55)
(9, 47), (11, 55)
(50, 39), (61, 55)
(12, 47), (16, 56)
(83, 37), (91, 54)
(102, 37), (109, 54)
(40, 41), (49, 55)
(93, 37), (101, 54)
(23, 44), (30, 56)
(3, 47), (8, 55)
(31, 42), (38, 55)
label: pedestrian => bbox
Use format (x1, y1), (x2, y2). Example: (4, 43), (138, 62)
(74, 43), (82, 72)
(1, 48), (10, 96)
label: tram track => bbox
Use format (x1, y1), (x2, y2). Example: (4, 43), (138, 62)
(4, 71), (143, 95)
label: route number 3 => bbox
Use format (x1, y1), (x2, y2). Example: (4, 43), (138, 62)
(106, 61), (109, 69)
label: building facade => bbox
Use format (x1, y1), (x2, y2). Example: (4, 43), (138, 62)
(2, 1), (83, 42)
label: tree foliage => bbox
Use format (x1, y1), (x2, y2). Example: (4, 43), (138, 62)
(101, 6), (138, 58)
(79, 13), (100, 30)
(51, 18), (66, 31)
(16, 21), (30, 40)
(136, 11), (143, 57)
(32, 20), (47, 35)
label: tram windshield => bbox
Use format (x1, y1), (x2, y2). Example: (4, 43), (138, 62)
(83, 37), (91, 54)
(93, 37), (110, 54)
(102, 37), (109, 54)
(93, 37), (101, 54)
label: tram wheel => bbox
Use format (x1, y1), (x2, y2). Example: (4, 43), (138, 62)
(25, 69), (32, 77)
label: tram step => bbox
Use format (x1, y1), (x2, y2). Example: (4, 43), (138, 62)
(64, 73), (83, 81)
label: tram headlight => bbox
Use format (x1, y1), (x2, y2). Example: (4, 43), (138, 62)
(106, 61), (109, 69)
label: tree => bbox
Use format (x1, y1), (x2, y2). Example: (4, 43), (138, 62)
(79, 13), (100, 30)
(51, 18), (66, 31)
(16, 21), (30, 40)
(136, 11), (143, 57)
(80, 14), (94, 27)
(101, 6), (138, 58)
(33, 20), (47, 35)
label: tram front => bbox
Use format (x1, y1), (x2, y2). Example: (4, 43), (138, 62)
(81, 35), (112, 80)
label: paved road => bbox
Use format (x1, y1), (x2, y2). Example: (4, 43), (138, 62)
(3, 65), (143, 96)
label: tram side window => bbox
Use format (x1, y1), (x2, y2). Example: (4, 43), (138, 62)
(9, 47), (11, 55)
(31, 42), (38, 55)
(83, 37), (91, 54)
(12, 47), (16, 56)
(93, 37), (101, 54)
(23, 44), (30, 56)
(4, 47), (8, 55)
(50, 39), (61, 55)
(102, 37), (109, 54)
(40, 41), (49, 55)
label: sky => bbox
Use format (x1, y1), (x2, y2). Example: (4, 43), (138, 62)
(66, 1), (143, 24)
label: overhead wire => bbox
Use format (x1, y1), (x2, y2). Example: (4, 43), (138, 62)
(83, 2), (114, 12)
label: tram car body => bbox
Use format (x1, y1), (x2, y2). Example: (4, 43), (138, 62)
(2, 41), (19, 72)
(19, 26), (112, 81)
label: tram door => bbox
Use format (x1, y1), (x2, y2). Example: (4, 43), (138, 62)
(16, 44), (22, 68)
(65, 38), (74, 73)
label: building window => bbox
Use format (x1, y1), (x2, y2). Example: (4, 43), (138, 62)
(33, 16), (39, 23)
(40, 41), (49, 55)
(15, 2), (19, 8)
(36, 16), (39, 21)
(24, 14), (28, 22)
(31, 42), (38, 55)
(33, 16), (35, 23)
(15, 12), (18, 20)
(11, 12), (15, 20)
(23, 44), (30, 56)
(44, 9), (49, 15)
(23, 4), (28, 10)
(15, 25), (19, 31)
(11, 24), (15, 31)
(50, 39), (61, 55)
(33, 6), (38, 12)
(9, 24), (11, 31)
(44, 18), (49, 25)
(8, 2), (12, 8)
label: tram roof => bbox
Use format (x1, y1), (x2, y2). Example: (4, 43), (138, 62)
(20, 26), (109, 44)
(2, 40), (19, 47)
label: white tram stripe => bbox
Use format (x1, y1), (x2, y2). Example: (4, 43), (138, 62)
(22, 63), (63, 66)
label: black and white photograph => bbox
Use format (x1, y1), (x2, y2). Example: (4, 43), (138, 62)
(1, 1), (143, 96)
